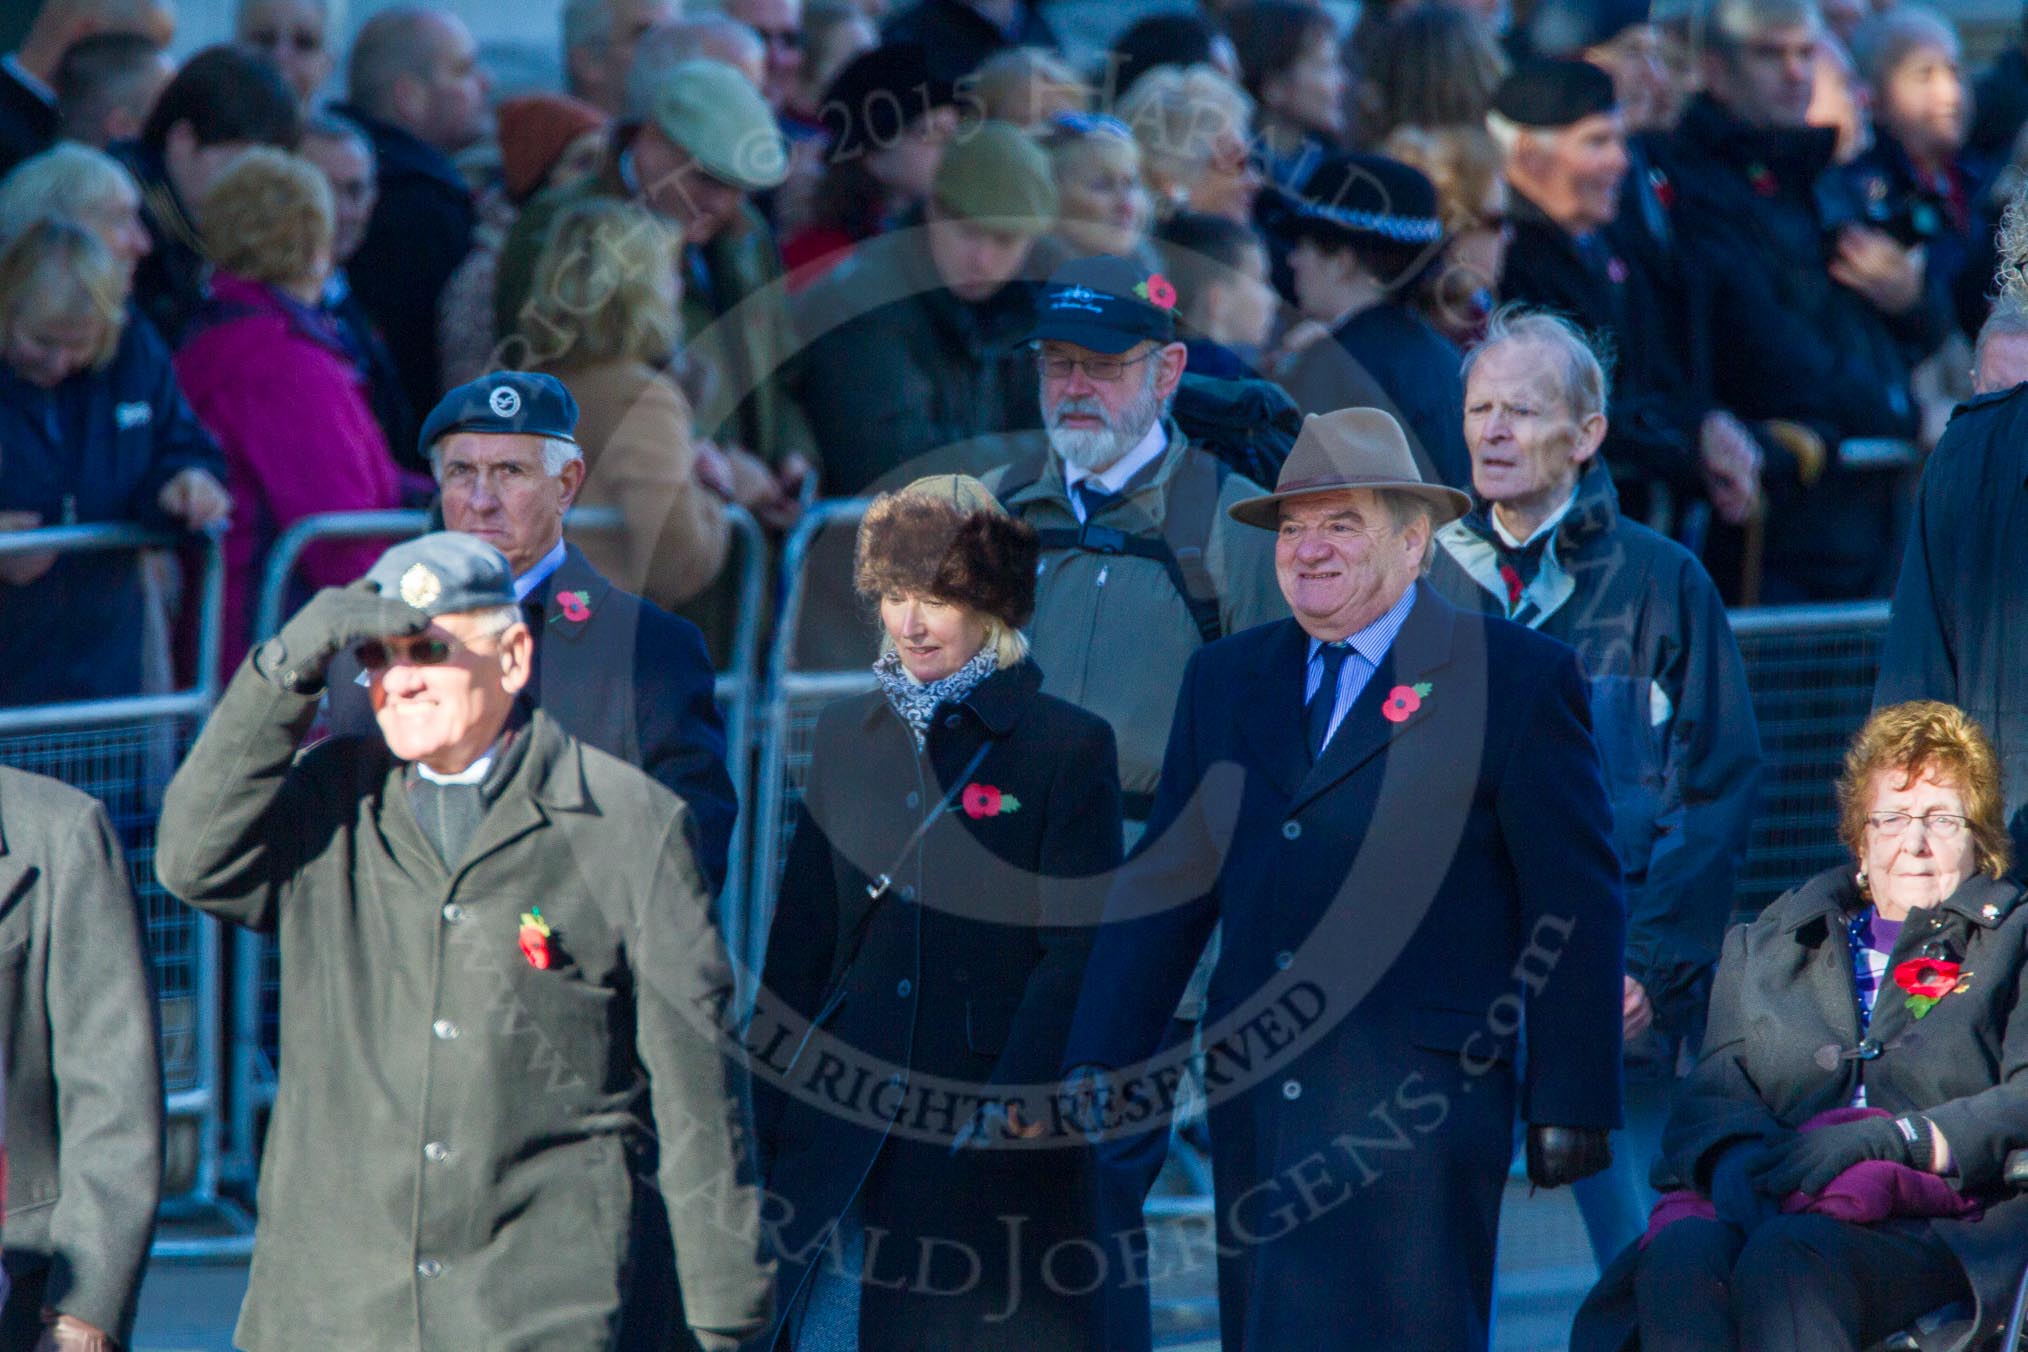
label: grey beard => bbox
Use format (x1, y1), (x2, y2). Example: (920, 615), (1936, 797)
(1045, 373), (1166, 474)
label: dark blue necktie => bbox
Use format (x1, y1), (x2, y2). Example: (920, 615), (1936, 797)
(1075, 481), (1115, 522)
(1306, 643), (1351, 762)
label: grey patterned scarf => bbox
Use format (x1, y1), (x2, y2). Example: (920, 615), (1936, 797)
(874, 645), (999, 746)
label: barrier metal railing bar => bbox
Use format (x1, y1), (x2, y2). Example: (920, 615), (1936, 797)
(0, 524), (249, 1256)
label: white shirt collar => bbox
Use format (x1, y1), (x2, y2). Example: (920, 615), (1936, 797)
(1062, 420), (1170, 513)
(1491, 484), (1581, 550)
(2, 56), (54, 108)
(416, 742), (497, 785)
(514, 539), (569, 601)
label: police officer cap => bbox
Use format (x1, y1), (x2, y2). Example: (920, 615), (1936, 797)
(418, 371), (580, 461)
(364, 532), (518, 618)
(1492, 58), (1619, 128)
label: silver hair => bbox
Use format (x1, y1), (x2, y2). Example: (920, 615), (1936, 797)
(1706, 0), (1823, 55)
(1975, 292), (2028, 369)
(1847, 4), (1959, 93)
(0, 142), (139, 248)
(465, 603), (526, 636)
(428, 434), (583, 478)
(625, 18), (764, 120)
(1462, 305), (1611, 422)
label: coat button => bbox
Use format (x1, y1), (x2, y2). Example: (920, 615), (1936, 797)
(1282, 821), (1301, 841)
(1275, 951), (1294, 971)
(1856, 1038), (1883, 1060)
(416, 1259), (442, 1279)
(1282, 1079), (1301, 1100)
(423, 1141), (451, 1162)
(905, 790), (921, 809)
(899, 885), (917, 903)
(944, 714), (963, 729)
(442, 903), (464, 924)
(433, 1019), (460, 1041)
(897, 979), (913, 997)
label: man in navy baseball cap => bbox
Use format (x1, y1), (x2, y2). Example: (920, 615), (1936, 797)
(1027, 253), (1179, 353)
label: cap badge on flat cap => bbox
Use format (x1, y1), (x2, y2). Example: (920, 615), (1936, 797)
(399, 564), (443, 609)
(489, 385), (522, 418)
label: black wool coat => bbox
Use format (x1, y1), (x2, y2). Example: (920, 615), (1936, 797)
(1876, 383), (2028, 868)
(0, 64), (54, 179)
(1575, 866), (2028, 1352)
(755, 658), (1122, 1350)
(1277, 299), (1472, 491)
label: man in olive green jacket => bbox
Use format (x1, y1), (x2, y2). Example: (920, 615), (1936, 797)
(0, 767), (162, 1351)
(157, 533), (771, 1352)
(981, 255), (1284, 819)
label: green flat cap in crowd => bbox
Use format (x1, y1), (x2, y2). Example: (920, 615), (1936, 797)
(650, 58), (789, 192)
(932, 120), (1058, 235)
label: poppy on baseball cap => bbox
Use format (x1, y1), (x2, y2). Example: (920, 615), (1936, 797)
(1025, 254), (1179, 355)
(419, 371), (580, 460)
(1492, 58), (1620, 128)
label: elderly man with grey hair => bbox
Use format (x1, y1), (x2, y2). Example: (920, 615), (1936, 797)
(1431, 307), (1762, 1266)
(563, 0), (679, 116)
(624, 14), (768, 119)
(1652, 0), (1940, 600)
(325, 372), (738, 897)
(160, 523), (772, 1351)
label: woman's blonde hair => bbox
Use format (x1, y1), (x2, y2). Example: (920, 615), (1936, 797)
(0, 143), (140, 249)
(1837, 700), (2010, 879)
(975, 47), (1090, 128)
(0, 217), (125, 369)
(517, 198), (682, 370)
(1116, 64), (1253, 204)
(201, 147), (335, 288)
(1380, 124), (1506, 237)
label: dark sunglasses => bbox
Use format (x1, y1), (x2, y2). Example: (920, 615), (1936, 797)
(356, 635), (457, 670)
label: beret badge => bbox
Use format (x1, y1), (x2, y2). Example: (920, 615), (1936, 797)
(399, 564), (443, 609)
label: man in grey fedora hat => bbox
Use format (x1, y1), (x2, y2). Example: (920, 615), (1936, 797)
(1063, 407), (1628, 1351)
(158, 532), (772, 1352)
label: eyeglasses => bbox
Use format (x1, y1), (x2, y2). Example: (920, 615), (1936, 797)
(1865, 811), (1970, 839)
(356, 630), (505, 670)
(1036, 348), (1158, 382)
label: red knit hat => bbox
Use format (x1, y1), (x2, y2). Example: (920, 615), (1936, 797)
(498, 94), (606, 203)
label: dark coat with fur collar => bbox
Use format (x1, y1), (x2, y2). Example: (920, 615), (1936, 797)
(755, 657), (1121, 1350)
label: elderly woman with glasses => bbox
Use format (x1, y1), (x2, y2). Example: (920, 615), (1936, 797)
(1575, 700), (2028, 1352)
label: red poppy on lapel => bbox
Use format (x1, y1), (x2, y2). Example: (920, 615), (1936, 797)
(1893, 956), (1964, 1018)
(1382, 682), (1433, 723)
(555, 590), (591, 623)
(518, 909), (554, 969)
(961, 784), (1021, 818)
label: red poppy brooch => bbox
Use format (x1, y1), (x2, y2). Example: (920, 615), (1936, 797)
(961, 784), (1021, 819)
(555, 590), (592, 623)
(1893, 957), (1969, 1019)
(518, 909), (554, 969)
(1134, 274), (1178, 310)
(1382, 682), (1433, 724)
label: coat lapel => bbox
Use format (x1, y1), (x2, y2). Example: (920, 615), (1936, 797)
(1289, 582), (1458, 815)
(1238, 621), (1313, 801)
(531, 545), (611, 646)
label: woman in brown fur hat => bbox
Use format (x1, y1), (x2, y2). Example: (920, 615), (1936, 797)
(757, 475), (1125, 1351)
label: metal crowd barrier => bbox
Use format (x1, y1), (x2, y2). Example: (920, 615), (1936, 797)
(0, 524), (251, 1257)
(226, 503), (767, 1195)
(1727, 600), (1893, 918)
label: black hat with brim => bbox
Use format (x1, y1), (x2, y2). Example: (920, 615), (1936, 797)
(1025, 253), (1178, 354)
(1281, 151), (1446, 253)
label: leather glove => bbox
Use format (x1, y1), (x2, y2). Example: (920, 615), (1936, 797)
(1525, 1125), (1613, 1188)
(1707, 1141), (1782, 1232)
(256, 581), (429, 694)
(1750, 1115), (1913, 1197)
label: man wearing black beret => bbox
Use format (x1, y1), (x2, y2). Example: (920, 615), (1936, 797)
(327, 371), (739, 899)
(1493, 57), (1765, 532)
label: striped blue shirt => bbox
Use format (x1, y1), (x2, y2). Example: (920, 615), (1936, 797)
(1304, 587), (1417, 754)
